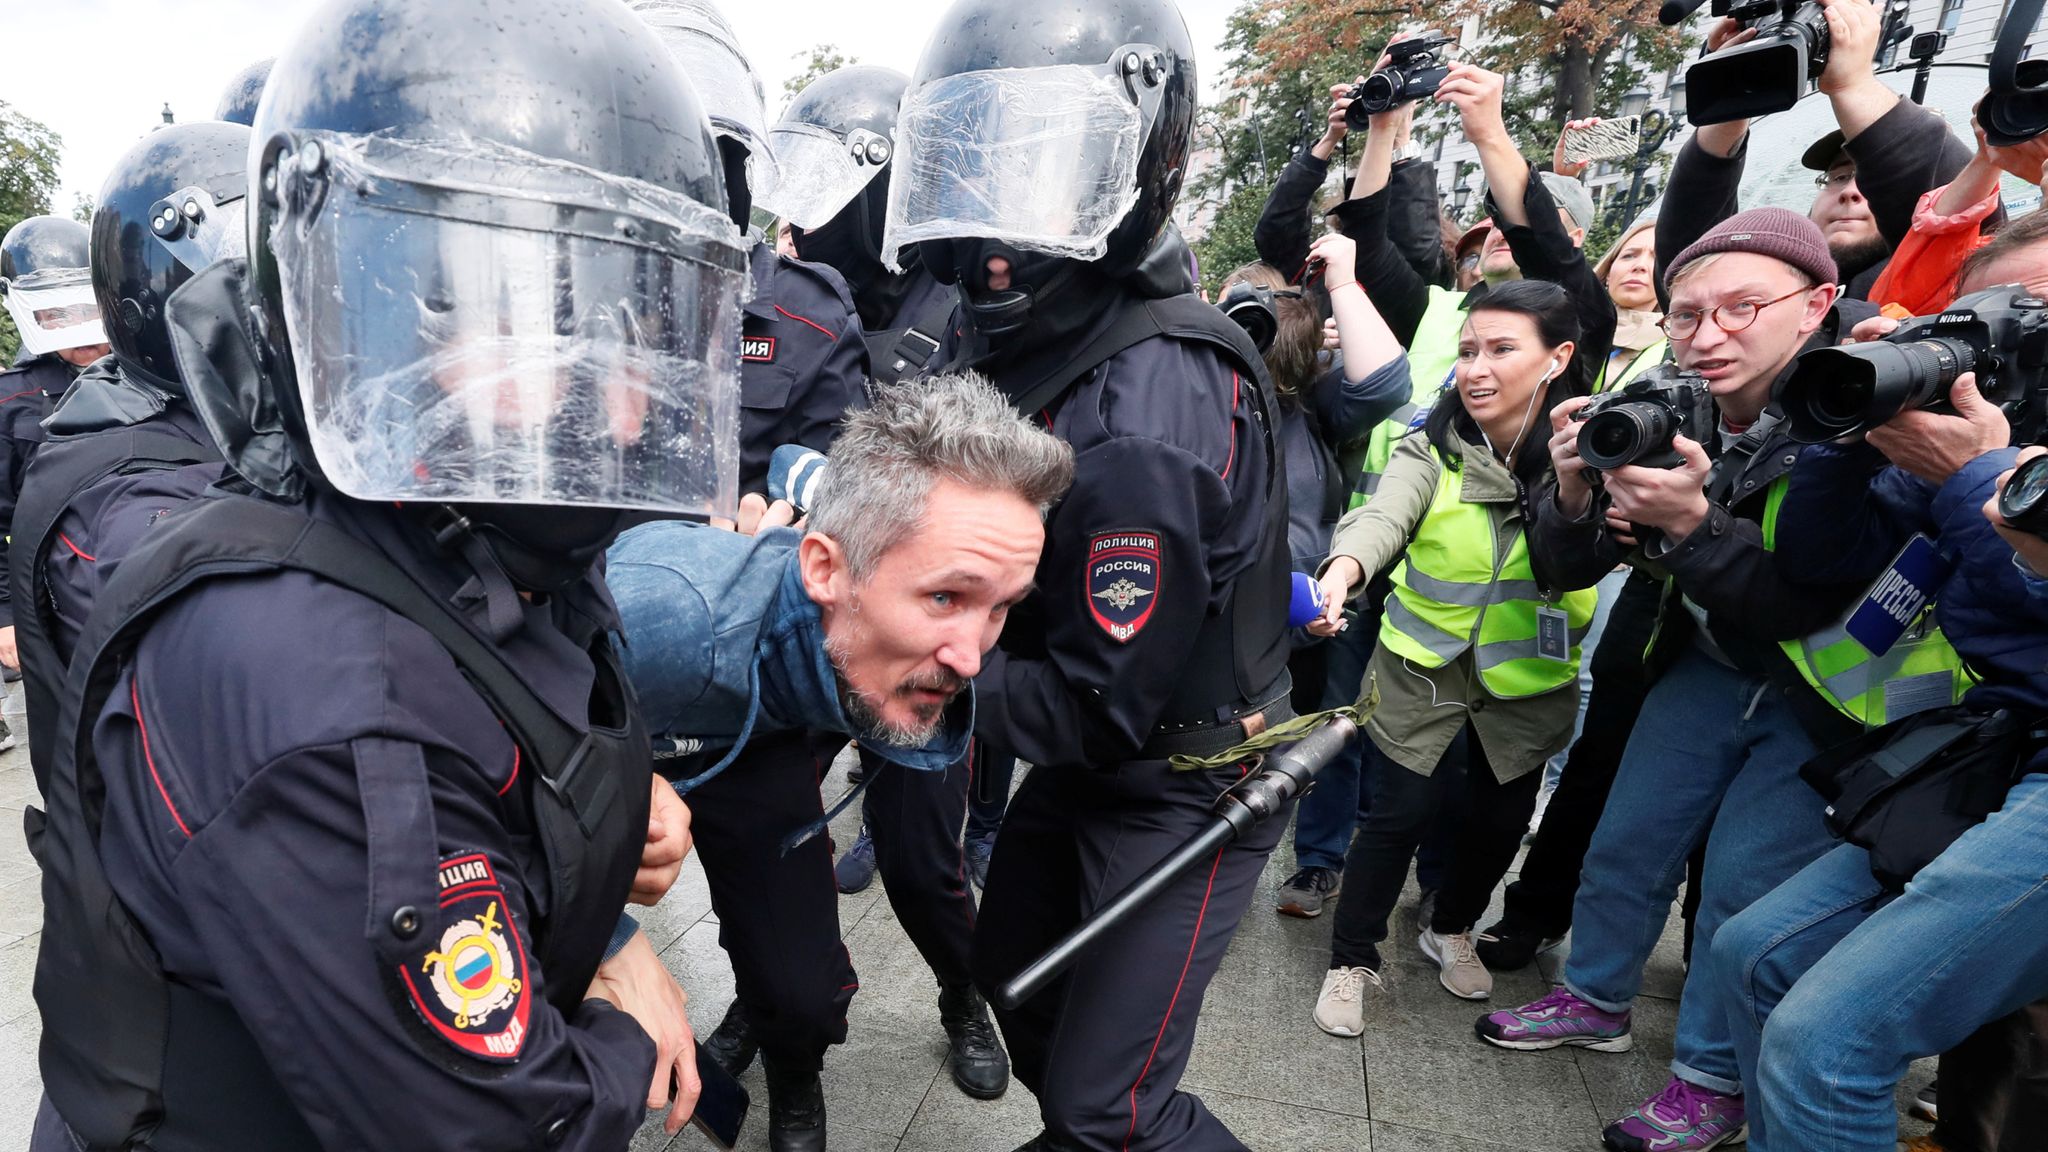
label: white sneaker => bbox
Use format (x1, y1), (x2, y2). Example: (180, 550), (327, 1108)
(1313, 965), (1380, 1037)
(1420, 927), (1494, 1000)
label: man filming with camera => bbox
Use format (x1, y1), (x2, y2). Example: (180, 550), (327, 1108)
(1477, 209), (1922, 1152)
(1700, 213), (2048, 1152)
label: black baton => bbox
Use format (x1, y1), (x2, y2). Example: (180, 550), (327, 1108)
(993, 716), (1360, 1011)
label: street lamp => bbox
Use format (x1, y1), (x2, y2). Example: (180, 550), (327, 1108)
(1666, 74), (1689, 124)
(1452, 180), (1472, 217)
(1620, 85), (1651, 121)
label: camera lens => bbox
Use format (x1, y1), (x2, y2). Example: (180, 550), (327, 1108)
(2001, 452), (2048, 533)
(1579, 402), (1677, 471)
(1357, 70), (1403, 116)
(1783, 337), (1978, 443)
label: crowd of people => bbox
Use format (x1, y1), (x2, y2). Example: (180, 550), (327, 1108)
(1, 0), (2046, 1150)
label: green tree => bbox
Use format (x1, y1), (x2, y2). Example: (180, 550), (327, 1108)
(0, 101), (65, 363)
(1191, 182), (1271, 297)
(72, 191), (93, 224)
(781, 43), (857, 106)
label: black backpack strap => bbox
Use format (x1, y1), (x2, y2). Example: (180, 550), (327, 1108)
(10, 428), (218, 794)
(868, 289), (959, 385)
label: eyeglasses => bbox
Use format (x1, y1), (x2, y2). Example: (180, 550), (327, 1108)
(1661, 285), (1815, 340)
(1812, 169), (1856, 191)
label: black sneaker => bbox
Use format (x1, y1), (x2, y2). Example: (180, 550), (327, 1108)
(763, 1056), (827, 1152)
(1276, 866), (1342, 918)
(702, 1000), (758, 1078)
(938, 982), (1009, 1099)
(1475, 921), (1563, 972)
(1910, 1078), (1938, 1123)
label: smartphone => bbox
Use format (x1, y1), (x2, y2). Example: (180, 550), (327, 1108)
(686, 1041), (750, 1150)
(1561, 116), (1642, 164)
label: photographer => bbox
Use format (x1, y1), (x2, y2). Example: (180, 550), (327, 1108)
(1659, 0), (1978, 305)
(1706, 372), (2048, 1150)
(1479, 210), (1881, 1152)
(1253, 78), (1451, 293)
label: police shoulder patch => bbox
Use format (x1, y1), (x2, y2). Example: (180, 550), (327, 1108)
(399, 853), (532, 1063)
(1086, 531), (1161, 643)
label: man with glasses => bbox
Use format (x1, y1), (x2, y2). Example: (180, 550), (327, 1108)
(1653, 0), (1979, 306)
(1476, 209), (1890, 1152)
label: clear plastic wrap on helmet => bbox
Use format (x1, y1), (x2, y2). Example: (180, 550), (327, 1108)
(270, 130), (750, 516)
(881, 64), (1143, 269)
(757, 123), (890, 231)
(626, 0), (780, 201)
(2, 266), (106, 357)
(147, 186), (248, 276)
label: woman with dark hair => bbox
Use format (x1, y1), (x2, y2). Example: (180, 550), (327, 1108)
(1302, 279), (1603, 1037)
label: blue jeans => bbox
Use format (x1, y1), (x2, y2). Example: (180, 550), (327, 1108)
(1712, 772), (2048, 1151)
(1562, 645), (1835, 1095)
(1291, 613), (1376, 873)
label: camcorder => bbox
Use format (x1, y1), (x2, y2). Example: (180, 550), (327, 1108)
(1980, 0), (2048, 146)
(1575, 363), (1718, 470)
(1346, 32), (1457, 128)
(1779, 286), (2048, 445)
(1997, 450), (2048, 539)
(1681, 0), (1831, 125)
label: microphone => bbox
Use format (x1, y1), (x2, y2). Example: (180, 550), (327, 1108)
(1287, 571), (1329, 629)
(1659, 0), (1712, 24)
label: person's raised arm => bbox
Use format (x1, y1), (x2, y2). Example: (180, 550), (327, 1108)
(1436, 64), (1527, 228)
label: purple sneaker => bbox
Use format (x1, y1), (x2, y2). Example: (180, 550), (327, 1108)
(1474, 986), (1634, 1052)
(1602, 1078), (1747, 1151)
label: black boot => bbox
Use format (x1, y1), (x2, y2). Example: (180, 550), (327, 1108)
(702, 999), (758, 1078)
(763, 1056), (827, 1152)
(938, 983), (1009, 1100)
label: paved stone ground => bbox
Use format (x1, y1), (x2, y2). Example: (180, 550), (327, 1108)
(0, 688), (1935, 1150)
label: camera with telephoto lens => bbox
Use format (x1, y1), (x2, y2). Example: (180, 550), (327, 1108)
(1997, 450), (2048, 539)
(1778, 286), (2048, 445)
(1575, 363), (1718, 470)
(1345, 32), (1457, 128)
(1683, 0), (1831, 126)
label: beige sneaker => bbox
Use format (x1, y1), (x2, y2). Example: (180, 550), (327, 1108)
(1313, 965), (1380, 1037)
(1420, 928), (1494, 1000)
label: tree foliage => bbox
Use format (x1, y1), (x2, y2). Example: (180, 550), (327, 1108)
(781, 43), (857, 107)
(0, 101), (64, 364)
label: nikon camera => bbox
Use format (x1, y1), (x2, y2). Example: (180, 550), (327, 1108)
(1346, 33), (1457, 127)
(1576, 363), (1718, 470)
(1778, 286), (2048, 445)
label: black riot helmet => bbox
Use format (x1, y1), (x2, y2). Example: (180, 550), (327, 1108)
(238, 0), (750, 591)
(763, 66), (915, 319)
(884, 0), (1197, 344)
(92, 120), (251, 391)
(1, 216), (106, 360)
(214, 58), (274, 126)
(624, 0), (778, 227)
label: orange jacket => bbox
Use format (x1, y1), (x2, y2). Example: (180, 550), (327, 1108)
(1869, 180), (2003, 316)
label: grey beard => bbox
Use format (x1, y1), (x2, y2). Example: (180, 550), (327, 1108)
(824, 624), (950, 749)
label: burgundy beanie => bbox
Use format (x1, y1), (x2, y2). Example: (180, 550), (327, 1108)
(1665, 207), (1838, 290)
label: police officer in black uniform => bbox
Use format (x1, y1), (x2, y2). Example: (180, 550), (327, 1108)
(0, 216), (109, 702)
(214, 57), (273, 126)
(887, 2), (1294, 1148)
(28, 0), (751, 1146)
(10, 119), (245, 794)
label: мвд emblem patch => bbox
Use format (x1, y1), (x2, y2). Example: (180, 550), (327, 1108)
(1087, 531), (1161, 643)
(400, 853), (532, 1063)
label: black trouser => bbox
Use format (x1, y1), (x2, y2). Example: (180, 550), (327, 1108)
(858, 741), (979, 988)
(1329, 726), (1542, 971)
(1496, 572), (1660, 939)
(973, 756), (1286, 1152)
(1936, 1000), (2048, 1152)
(686, 729), (855, 1073)
(965, 748), (1017, 844)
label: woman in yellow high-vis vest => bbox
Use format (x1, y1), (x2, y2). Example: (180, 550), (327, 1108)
(1302, 279), (1603, 1038)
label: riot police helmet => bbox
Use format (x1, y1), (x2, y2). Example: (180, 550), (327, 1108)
(1, 216), (106, 359)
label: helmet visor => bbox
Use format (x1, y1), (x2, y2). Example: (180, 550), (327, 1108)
(758, 124), (890, 231)
(271, 131), (749, 516)
(149, 186), (248, 276)
(2, 267), (106, 356)
(881, 63), (1143, 269)
(633, 3), (780, 201)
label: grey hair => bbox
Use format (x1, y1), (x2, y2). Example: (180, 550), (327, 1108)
(806, 373), (1075, 582)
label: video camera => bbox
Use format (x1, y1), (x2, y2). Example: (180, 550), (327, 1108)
(1345, 32), (1457, 128)
(1678, 0), (1831, 126)
(1980, 0), (2048, 146)
(1219, 280), (1303, 354)
(1778, 286), (2048, 445)
(1576, 363), (1718, 470)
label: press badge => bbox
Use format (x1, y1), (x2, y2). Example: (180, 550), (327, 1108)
(1843, 535), (1953, 658)
(1536, 604), (1572, 662)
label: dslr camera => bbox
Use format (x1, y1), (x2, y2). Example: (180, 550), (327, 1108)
(1779, 286), (2048, 445)
(1684, 0), (1831, 125)
(1997, 449), (2048, 539)
(1346, 32), (1457, 128)
(1576, 363), (1718, 470)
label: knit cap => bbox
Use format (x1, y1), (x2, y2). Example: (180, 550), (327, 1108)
(1666, 206), (1839, 289)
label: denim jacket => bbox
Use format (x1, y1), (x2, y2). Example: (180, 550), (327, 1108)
(606, 520), (971, 788)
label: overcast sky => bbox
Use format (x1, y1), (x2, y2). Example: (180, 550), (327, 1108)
(3, 0), (1242, 212)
